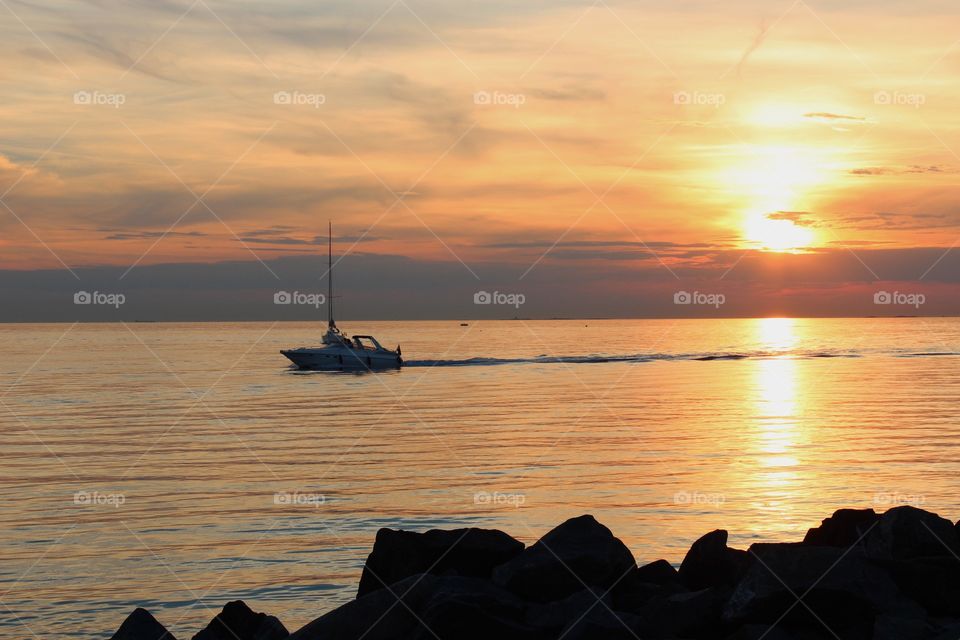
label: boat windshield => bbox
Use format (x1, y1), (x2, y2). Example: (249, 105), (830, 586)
(353, 335), (385, 351)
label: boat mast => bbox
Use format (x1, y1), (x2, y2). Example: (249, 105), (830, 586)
(328, 220), (334, 329)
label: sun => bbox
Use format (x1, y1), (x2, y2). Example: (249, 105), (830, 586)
(745, 213), (815, 252)
(724, 144), (824, 252)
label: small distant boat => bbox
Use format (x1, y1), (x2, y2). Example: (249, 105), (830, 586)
(281, 223), (402, 371)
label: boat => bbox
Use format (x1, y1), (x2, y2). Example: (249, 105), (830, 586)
(280, 223), (403, 371)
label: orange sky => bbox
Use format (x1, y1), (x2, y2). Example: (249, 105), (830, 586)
(1, 0), (959, 318)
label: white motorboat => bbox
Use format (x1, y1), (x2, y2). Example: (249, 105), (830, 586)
(281, 224), (402, 371)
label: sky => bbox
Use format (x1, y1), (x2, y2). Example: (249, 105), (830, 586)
(2, 0), (960, 320)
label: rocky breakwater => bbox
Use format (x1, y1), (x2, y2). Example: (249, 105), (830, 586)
(111, 506), (960, 639)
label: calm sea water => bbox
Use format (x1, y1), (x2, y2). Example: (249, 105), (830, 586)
(2, 318), (959, 638)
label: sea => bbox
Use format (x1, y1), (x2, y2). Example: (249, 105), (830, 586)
(2, 318), (959, 637)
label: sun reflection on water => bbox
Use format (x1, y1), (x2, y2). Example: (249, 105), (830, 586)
(751, 319), (804, 501)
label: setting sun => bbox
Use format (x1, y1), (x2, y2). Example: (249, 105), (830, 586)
(745, 213), (816, 251)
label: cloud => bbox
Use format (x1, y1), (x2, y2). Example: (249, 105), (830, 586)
(733, 19), (771, 78)
(4, 247), (960, 322)
(532, 86), (606, 102)
(766, 211), (819, 227)
(104, 230), (208, 240)
(804, 112), (866, 121)
(850, 165), (952, 176)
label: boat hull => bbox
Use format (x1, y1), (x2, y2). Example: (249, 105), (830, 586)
(281, 348), (402, 371)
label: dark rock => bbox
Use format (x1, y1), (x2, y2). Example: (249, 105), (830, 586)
(803, 508), (878, 547)
(634, 558), (678, 585)
(524, 588), (607, 634)
(724, 624), (829, 640)
(559, 607), (643, 640)
(111, 608), (176, 640)
(872, 610), (926, 640)
(290, 574), (529, 640)
(865, 506), (960, 560)
(678, 529), (749, 590)
(192, 601), (287, 640)
(491, 515), (636, 603)
(636, 587), (727, 637)
(357, 527), (524, 598)
(724, 543), (903, 640)
(413, 586), (542, 640)
(610, 560), (683, 613)
(879, 555), (960, 615)
(928, 620), (960, 640)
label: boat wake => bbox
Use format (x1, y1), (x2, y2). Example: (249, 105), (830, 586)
(402, 350), (874, 367)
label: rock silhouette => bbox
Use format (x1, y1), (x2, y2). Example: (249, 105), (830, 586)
(192, 601), (287, 640)
(111, 505), (960, 640)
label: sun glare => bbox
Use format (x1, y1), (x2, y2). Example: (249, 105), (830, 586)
(745, 213), (815, 252)
(726, 144), (824, 252)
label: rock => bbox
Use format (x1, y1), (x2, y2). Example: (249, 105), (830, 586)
(928, 620), (960, 640)
(610, 560), (683, 613)
(636, 587), (727, 637)
(724, 624), (829, 640)
(879, 555), (960, 615)
(491, 515), (636, 603)
(192, 601), (287, 640)
(559, 607), (643, 640)
(524, 588), (607, 634)
(634, 558), (678, 585)
(111, 608), (176, 640)
(357, 527), (524, 598)
(865, 506), (960, 560)
(413, 587), (542, 640)
(290, 574), (529, 640)
(803, 508), (878, 547)
(678, 529), (749, 590)
(872, 610), (927, 640)
(724, 543), (903, 640)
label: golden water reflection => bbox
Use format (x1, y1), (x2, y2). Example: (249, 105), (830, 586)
(752, 319), (804, 494)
